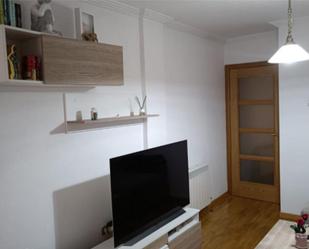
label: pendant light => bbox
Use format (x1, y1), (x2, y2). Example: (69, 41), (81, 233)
(268, 0), (309, 64)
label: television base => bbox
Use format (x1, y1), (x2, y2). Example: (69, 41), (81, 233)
(92, 207), (201, 249)
(124, 208), (185, 246)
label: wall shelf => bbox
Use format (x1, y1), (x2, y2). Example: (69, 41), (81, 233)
(65, 114), (159, 133)
(0, 24), (124, 92)
(0, 80), (95, 92)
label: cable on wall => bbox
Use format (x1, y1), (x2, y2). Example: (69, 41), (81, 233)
(138, 8), (148, 149)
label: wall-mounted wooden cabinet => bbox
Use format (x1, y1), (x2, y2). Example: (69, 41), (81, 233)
(0, 25), (124, 91)
(42, 35), (123, 85)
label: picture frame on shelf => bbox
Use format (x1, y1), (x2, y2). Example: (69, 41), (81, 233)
(75, 8), (96, 41)
(82, 12), (94, 34)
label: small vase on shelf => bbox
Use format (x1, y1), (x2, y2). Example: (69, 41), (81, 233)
(129, 99), (134, 117)
(76, 111), (83, 122)
(91, 108), (98, 120)
(135, 96), (147, 116)
(139, 108), (146, 116)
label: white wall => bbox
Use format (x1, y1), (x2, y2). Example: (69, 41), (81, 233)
(224, 31), (278, 65)
(1, 2), (144, 249)
(276, 17), (309, 215)
(0, 2), (226, 249)
(163, 28), (226, 198)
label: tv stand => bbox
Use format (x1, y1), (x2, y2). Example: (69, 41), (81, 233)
(92, 208), (202, 249)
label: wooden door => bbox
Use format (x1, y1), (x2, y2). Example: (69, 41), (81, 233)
(226, 62), (279, 203)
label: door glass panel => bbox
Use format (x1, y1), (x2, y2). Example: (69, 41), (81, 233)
(239, 76), (273, 100)
(240, 160), (274, 185)
(239, 105), (274, 128)
(240, 133), (273, 156)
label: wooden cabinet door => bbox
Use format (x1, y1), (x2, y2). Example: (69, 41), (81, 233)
(168, 222), (202, 249)
(41, 35), (123, 85)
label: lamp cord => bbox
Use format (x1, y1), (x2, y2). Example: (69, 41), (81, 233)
(287, 0), (294, 43)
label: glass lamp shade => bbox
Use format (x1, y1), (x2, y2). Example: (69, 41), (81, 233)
(268, 43), (309, 64)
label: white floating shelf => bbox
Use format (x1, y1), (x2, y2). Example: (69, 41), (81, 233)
(66, 114), (159, 133)
(0, 80), (95, 92)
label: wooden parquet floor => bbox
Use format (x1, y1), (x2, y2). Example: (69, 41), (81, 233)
(200, 195), (280, 249)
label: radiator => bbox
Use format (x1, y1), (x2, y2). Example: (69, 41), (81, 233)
(189, 164), (211, 210)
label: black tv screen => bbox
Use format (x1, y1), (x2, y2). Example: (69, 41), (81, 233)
(110, 140), (190, 247)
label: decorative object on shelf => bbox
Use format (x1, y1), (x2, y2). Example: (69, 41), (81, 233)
(82, 32), (98, 43)
(7, 44), (19, 79)
(76, 111), (83, 122)
(0, 1), (21, 27)
(0, 0), (4, 25)
(23, 55), (40, 81)
(1, 0), (15, 26)
(9, 0), (15, 26)
(135, 96), (147, 116)
(75, 8), (97, 41)
(15, 3), (22, 28)
(268, 0), (309, 64)
(91, 107), (98, 120)
(290, 213), (309, 248)
(31, 0), (53, 33)
(129, 99), (134, 117)
(82, 12), (94, 33)
(80, 11), (96, 42)
(36, 57), (42, 80)
(31, 0), (61, 35)
(101, 220), (113, 240)
(3, 0), (8, 25)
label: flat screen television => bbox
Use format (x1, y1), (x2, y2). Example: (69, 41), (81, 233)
(110, 140), (190, 247)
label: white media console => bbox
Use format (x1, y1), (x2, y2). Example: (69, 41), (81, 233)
(92, 208), (202, 249)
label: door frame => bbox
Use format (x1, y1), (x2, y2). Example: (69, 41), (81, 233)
(225, 61), (280, 203)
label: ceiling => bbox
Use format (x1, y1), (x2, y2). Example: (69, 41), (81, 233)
(118, 0), (309, 39)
